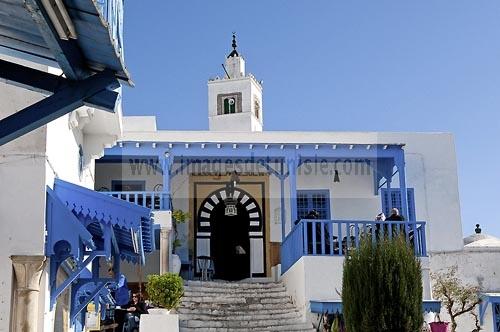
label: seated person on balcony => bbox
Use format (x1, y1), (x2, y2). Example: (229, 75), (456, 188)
(374, 212), (386, 239)
(303, 210), (332, 254)
(385, 208), (410, 239)
(122, 293), (148, 332)
(386, 208), (404, 221)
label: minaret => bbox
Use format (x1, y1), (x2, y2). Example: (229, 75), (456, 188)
(208, 34), (263, 132)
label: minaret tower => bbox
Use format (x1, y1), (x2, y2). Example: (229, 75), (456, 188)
(208, 34), (263, 132)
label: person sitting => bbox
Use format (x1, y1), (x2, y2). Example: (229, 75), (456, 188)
(122, 293), (148, 332)
(385, 208), (407, 239)
(385, 208), (404, 221)
(374, 212), (386, 240)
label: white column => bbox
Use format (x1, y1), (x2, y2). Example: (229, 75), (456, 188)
(153, 211), (173, 274)
(11, 255), (46, 332)
(160, 228), (171, 274)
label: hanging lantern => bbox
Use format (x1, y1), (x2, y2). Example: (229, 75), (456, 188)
(224, 196), (238, 216)
(333, 169), (340, 183)
(224, 171), (240, 216)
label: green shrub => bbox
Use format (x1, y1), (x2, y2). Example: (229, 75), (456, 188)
(145, 273), (184, 310)
(342, 236), (423, 332)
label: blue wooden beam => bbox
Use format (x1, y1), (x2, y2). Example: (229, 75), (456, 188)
(0, 59), (118, 111)
(288, 157), (299, 226)
(0, 70), (119, 146)
(395, 151), (409, 220)
(51, 250), (106, 308)
(23, 0), (88, 80)
(280, 161), (287, 242)
(105, 143), (404, 160)
(70, 282), (107, 324)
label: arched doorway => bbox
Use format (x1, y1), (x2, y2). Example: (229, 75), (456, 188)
(196, 187), (263, 281)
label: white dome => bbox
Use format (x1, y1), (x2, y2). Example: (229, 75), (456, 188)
(463, 233), (497, 246)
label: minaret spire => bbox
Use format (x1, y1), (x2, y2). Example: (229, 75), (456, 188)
(227, 32), (239, 58)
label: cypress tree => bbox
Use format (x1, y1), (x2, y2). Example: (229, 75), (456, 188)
(342, 236), (423, 332)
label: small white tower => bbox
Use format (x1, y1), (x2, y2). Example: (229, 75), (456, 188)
(208, 34), (263, 132)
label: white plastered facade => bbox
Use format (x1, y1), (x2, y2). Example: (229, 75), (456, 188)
(0, 56), (122, 332)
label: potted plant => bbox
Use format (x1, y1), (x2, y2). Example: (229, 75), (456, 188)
(146, 273), (184, 311)
(171, 210), (190, 274)
(140, 273), (184, 332)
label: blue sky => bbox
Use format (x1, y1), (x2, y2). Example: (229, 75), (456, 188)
(123, 1), (500, 237)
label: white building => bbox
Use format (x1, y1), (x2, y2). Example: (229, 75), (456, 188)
(0, 1), (157, 332)
(1, 20), (499, 330)
(93, 38), (500, 331)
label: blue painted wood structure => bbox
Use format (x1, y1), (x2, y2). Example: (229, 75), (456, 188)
(310, 300), (441, 314)
(103, 141), (410, 234)
(45, 178), (153, 325)
(102, 141), (416, 276)
(479, 293), (500, 327)
(281, 219), (427, 273)
(0, 0), (130, 145)
(382, 188), (416, 221)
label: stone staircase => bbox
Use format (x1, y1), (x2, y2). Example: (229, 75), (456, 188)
(178, 280), (315, 332)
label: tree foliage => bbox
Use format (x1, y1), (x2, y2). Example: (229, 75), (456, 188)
(342, 236), (423, 332)
(431, 266), (482, 332)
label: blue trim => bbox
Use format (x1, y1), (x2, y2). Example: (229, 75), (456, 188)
(288, 158), (299, 224)
(479, 294), (500, 327)
(46, 179), (154, 315)
(281, 219), (428, 273)
(0, 59), (118, 111)
(297, 189), (331, 220)
(494, 302), (500, 332)
(310, 300), (440, 314)
(310, 300), (343, 314)
(0, 70), (119, 146)
(381, 188), (416, 221)
(105, 142), (405, 160)
(24, 0), (88, 80)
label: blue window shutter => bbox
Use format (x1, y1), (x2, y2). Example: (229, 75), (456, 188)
(381, 188), (416, 221)
(297, 190), (331, 219)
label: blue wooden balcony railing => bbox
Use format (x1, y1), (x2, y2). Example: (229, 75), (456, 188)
(101, 191), (170, 211)
(281, 219), (427, 273)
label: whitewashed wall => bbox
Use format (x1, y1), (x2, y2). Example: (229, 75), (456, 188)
(429, 249), (500, 332)
(0, 57), (120, 331)
(208, 76), (263, 132)
(0, 64), (47, 332)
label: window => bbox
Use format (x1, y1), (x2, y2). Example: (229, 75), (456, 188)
(223, 97), (236, 114)
(217, 92), (241, 115)
(381, 188), (416, 221)
(297, 190), (331, 220)
(111, 180), (145, 191)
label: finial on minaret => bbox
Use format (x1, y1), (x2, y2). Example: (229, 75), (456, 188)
(227, 32), (239, 58)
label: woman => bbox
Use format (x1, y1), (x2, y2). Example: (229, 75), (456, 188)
(123, 293), (148, 332)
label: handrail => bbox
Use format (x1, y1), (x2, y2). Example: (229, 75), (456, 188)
(101, 191), (170, 210)
(281, 219), (427, 274)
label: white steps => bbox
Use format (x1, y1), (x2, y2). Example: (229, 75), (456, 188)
(178, 280), (314, 332)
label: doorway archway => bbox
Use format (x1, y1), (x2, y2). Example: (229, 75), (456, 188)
(196, 187), (263, 280)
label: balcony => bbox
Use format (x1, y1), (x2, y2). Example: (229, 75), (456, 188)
(101, 191), (170, 210)
(281, 219), (427, 273)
